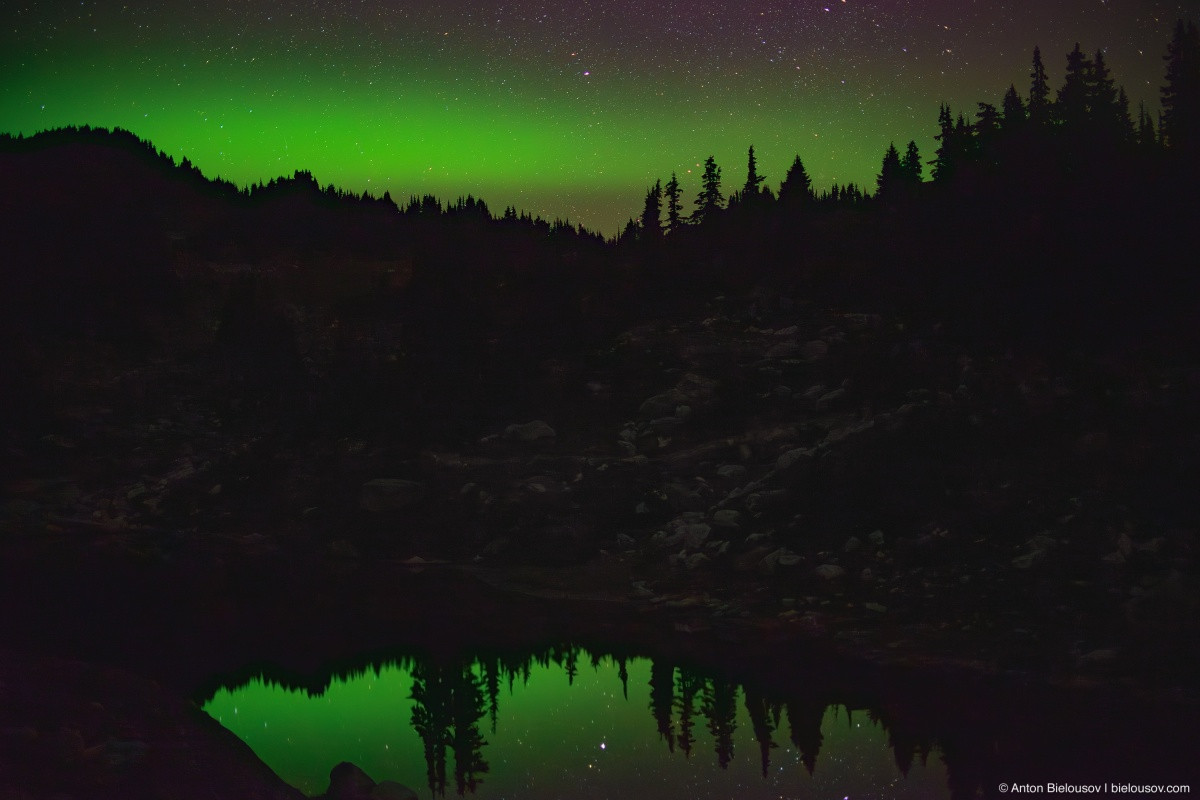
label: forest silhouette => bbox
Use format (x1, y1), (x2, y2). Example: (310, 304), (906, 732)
(3, 23), (1197, 368)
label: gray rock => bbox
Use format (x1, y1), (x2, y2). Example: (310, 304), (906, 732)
(716, 464), (746, 479)
(746, 489), (789, 513)
(711, 509), (741, 528)
(844, 536), (862, 553)
(803, 340), (829, 361)
(814, 564), (846, 580)
(1011, 550), (1047, 569)
(681, 523), (712, 549)
(766, 341), (804, 359)
(638, 394), (676, 418)
(616, 533), (637, 548)
(675, 404), (692, 419)
(800, 384), (828, 402)
(504, 420), (556, 441)
(774, 325), (799, 336)
(359, 479), (427, 512)
(862, 602), (887, 613)
(868, 529), (886, 546)
(776, 447), (813, 471)
(777, 549), (802, 566)
(815, 387), (847, 411)
(686, 552), (710, 569)
(648, 416), (685, 433)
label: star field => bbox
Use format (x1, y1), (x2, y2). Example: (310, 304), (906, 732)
(2, 1), (1195, 234)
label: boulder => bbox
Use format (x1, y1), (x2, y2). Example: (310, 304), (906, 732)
(766, 341), (804, 359)
(711, 509), (741, 528)
(359, 479), (427, 512)
(504, 420), (556, 441)
(803, 339), (829, 361)
(776, 447), (813, 471)
(814, 564), (846, 580)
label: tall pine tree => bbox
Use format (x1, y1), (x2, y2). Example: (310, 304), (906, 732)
(693, 156), (724, 224)
(743, 145), (765, 201)
(1029, 46), (1052, 127)
(640, 179), (663, 240)
(1161, 19), (1200, 156)
(778, 154), (813, 208)
(663, 172), (684, 233)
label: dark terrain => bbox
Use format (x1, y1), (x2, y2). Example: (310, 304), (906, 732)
(1, 127), (1199, 798)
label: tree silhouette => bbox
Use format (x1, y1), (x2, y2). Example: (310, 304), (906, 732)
(875, 142), (903, 201)
(899, 140), (923, 190)
(743, 144), (765, 201)
(1055, 43), (1092, 133)
(641, 179), (663, 240)
(778, 154), (813, 208)
(1001, 84), (1027, 131)
(1029, 46), (1052, 127)
(702, 677), (738, 769)
(648, 659), (676, 752)
(1161, 19), (1200, 157)
(674, 669), (704, 758)
(693, 155), (724, 224)
(663, 173), (684, 233)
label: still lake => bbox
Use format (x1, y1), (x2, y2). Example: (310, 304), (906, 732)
(202, 645), (949, 799)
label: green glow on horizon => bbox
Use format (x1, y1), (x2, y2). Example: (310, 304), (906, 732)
(1, 2), (1178, 234)
(202, 652), (948, 798)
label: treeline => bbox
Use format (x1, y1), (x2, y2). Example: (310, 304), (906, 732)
(628, 19), (1199, 238)
(618, 21), (1200, 350)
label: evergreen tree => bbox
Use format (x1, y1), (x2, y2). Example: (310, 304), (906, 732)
(875, 142), (902, 201)
(1002, 84), (1027, 130)
(932, 103), (957, 182)
(1029, 46), (1052, 126)
(1161, 19), (1200, 156)
(664, 172), (684, 232)
(641, 179), (663, 240)
(1055, 43), (1093, 132)
(1137, 100), (1159, 150)
(743, 144), (765, 200)
(900, 140), (923, 185)
(778, 154), (813, 207)
(1086, 48), (1130, 142)
(693, 155), (724, 224)
(975, 101), (1002, 151)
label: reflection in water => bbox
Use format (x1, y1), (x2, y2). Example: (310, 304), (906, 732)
(203, 645), (948, 798)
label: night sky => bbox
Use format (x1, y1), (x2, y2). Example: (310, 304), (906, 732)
(2, 1), (1195, 235)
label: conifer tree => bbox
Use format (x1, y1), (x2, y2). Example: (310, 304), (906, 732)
(876, 142), (902, 201)
(693, 156), (724, 224)
(1137, 100), (1159, 150)
(1161, 19), (1200, 155)
(932, 103), (957, 182)
(663, 172), (684, 233)
(641, 179), (663, 239)
(1029, 46), (1052, 126)
(778, 154), (813, 207)
(1055, 43), (1092, 132)
(900, 140), (923, 185)
(743, 145), (765, 200)
(1001, 84), (1027, 130)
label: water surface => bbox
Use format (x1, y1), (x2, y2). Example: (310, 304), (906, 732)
(203, 645), (948, 798)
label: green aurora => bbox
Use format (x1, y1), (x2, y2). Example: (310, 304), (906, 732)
(1, 1), (1187, 234)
